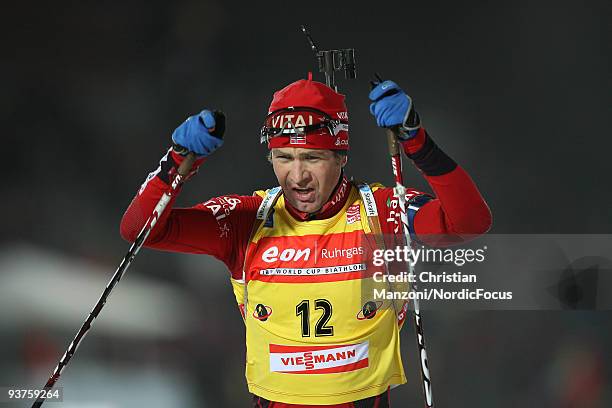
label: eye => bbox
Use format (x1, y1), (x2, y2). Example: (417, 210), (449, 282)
(305, 155), (322, 162)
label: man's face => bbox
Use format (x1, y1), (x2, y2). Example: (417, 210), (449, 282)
(271, 148), (347, 214)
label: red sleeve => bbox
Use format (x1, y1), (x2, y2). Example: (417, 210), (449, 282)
(376, 129), (492, 246)
(414, 166), (492, 239)
(119, 149), (262, 278)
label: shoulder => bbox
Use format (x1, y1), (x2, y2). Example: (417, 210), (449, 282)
(365, 182), (433, 206)
(197, 193), (264, 215)
(358, 182), (433, 229)
(252, 186), (282, 200)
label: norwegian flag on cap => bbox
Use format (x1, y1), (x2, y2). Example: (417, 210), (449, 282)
(261, 73), (349, 150)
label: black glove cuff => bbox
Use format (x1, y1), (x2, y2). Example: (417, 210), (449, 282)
(402, 108), (421, 132)
(407, 132), (457, 176)
(157, 149), (179, 184)
(172, 143), (190, 156)
(209, 110), (226, 139)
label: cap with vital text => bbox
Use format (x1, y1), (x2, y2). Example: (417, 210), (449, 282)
(261, 73), (349, 150)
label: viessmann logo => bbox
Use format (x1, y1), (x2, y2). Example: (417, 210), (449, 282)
(269, 342), (369, 374)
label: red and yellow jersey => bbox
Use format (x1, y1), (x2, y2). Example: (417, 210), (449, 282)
(229, 183), (408, 404)
(119, 137), (492, 405)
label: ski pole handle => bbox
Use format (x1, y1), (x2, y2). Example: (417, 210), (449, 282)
(177, 152), (197, 176)
(386, 127), (401, 156)
(385, 127), (404, 186)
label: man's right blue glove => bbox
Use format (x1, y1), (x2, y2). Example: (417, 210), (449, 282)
(171, 109), (225, 157)
(368, 80), (421, 140)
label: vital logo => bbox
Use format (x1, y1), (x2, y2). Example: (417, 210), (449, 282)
(329, 178), (349, 207)
(269, 342), (369, 374)
(271, 114), (314, 128)
(261, 246), (311, 263)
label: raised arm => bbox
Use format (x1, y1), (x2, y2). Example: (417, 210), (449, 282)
(119, 110), (261, 277)
(369, 80), (492, 244)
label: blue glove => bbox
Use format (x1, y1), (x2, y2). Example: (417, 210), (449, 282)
(369, 80), (421, 140)
(171, 110), (225, 157)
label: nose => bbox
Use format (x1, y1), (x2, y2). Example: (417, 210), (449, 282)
(288, 160), (312, 186)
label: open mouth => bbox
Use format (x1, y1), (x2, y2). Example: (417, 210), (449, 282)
(293, 187), (315, 202)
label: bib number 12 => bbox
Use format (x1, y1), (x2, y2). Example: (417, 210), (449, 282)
(296, 299), (334, 337)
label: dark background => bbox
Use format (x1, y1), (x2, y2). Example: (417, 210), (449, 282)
(1, 1), (610, 407)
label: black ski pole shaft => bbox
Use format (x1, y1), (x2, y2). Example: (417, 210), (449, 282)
(31, 152), (196, 408)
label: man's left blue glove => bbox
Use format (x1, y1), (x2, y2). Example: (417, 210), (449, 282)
(369, 80), (421, 140)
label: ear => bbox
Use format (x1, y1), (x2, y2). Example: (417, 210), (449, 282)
(341, 156), (348, 167)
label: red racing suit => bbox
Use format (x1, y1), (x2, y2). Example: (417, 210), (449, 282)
(120, 129), (492, 407)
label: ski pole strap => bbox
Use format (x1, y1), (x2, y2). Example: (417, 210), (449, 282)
(355, 181), (383, 241)
(240, 186), (284, 307)
(256, 186), (283, 221)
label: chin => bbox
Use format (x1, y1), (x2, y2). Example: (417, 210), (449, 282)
(292, 200), (320, 213)
(298, 204), (318, 213)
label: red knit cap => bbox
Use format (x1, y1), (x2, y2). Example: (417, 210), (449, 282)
(263, 74), (349, 150)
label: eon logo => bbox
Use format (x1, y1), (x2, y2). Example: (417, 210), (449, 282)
(262, 246), (311, 263)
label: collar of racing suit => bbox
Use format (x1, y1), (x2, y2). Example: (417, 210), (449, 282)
(284, 173), (352, 221)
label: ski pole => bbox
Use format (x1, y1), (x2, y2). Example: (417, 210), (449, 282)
(31, 152), (197, 408)
(386, 129), (434, 407)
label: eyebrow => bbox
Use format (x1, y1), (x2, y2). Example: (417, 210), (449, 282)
(274, 152), (327, 159)
(300, 152), (325, 159)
